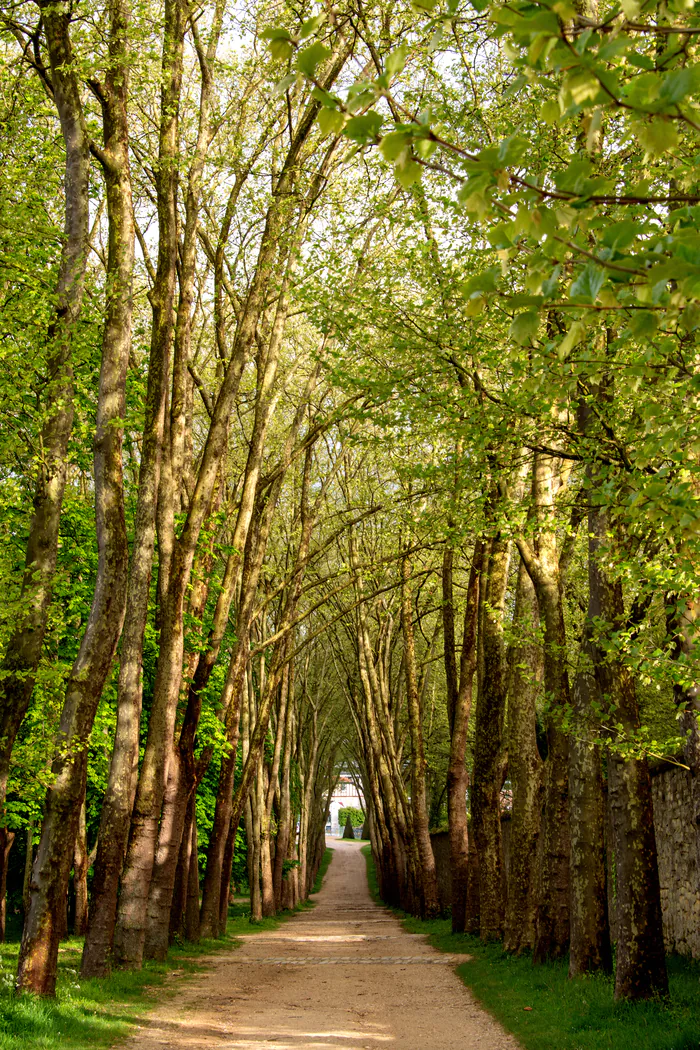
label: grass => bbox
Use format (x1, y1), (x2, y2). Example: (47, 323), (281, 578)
(311, 847), (333, 894)
(360, 845), (700, 1050)
(0, 849), (336, 1050)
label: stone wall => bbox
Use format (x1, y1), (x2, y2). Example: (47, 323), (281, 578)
(430, 763), (700, 959)
(651, 765), (700, 958)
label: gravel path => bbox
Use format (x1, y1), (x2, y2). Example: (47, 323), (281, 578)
(122, 839), (520, 1049)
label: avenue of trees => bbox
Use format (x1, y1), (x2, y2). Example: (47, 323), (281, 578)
(0, 0), (698, 1010)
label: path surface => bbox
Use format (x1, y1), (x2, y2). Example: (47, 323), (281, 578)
(123, 840), (519, 1049)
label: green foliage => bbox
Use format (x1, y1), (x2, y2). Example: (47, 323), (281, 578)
(337, 806), (364, 828)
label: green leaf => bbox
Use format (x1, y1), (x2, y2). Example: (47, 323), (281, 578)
(634, 119), (678, 157)
(659, 67), (696, 105)
(318, 108), (345, 138)
(509, 311), (540, 346)
(497, 135), (528, 165)
(462, 266), (500, 298)
(274, 73), (297, 95)
(557, 320), (586, 359)
(379, 131), (411, 162)
(296, 42), (331, 77)
(262, 28), (295, 62)
(630, 310), (659, 338)
(300, 13), (326, 39)
(395, 158), (422, 188)
(540, 101), (560, 125)
(385, 45), (408, 77)
(343, 111), (383, 144)
(602, 220), (643, 252)
(570, 263), (605, 302)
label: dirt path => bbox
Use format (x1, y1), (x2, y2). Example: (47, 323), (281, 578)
(123, 840), (519, 1049)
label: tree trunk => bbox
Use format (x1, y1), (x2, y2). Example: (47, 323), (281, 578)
(568, 636), (611, 976)
(185, 811), (201, 942)
(516, 453), (572, 963)
(401, 551), (440, 918)
(0, 0), (90, 821)
(0, 828), (15, 943)
(17, 0), (133, 992)
(443, 542), (482, 933)
(273, 696), (294, 909)
(471, 536), (510, 940)
(504, 559), (543, 954)
(72, 801), (89, 937)
(589, 504), (667, 1000)
(218, 815), (237, 936)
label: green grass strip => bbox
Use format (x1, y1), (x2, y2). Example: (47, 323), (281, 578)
(0, 850), (337, 1050)
(361, 845), (700, 1050)
(311, 847), (334, 894)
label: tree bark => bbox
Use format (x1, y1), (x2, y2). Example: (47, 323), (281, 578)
(589, 505), (667, 1000)
(504, 558), (543, 954)
(568, 636), (611, 976)
(443, 542), (482, 932)
(72, 801), (89, 937)
(401, 551), (440, 918)
(516, 453), (571, 963)
(0, 828), (15, 943)
(471, 535), (510, 940)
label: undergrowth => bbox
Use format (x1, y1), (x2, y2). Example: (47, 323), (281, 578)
(0, 848), (335, 1050)
(361, 845), (700, 1050)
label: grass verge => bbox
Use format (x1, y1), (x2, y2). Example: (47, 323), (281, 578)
(361, 845), (700, 1050)
(311, 847), (333, 894)
(0, 847), (337, 1050)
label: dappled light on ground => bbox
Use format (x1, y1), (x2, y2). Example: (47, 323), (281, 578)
(120, 842), (516, 1050)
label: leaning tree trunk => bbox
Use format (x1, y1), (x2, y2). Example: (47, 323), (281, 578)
(16, 0), (133, 990)
(0, 0), (90, 820)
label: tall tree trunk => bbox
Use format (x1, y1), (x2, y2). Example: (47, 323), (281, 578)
(0, 828), (15, 943)
(568, 635), (611, 976)
(81, 0), (182, 980)
(471, 535), (510, 941)
(185, 810), (201, 942)
(443, 542), (482, 933)
(273, 690), (295, 909)
(589, 504), (667, 1000)
(516, 453), (572, 962)
(16, 0), (133, 991)
(401, 551), (440, 918)
(504, 559), (543, 954)
(72, 801), (89, 937)
(0, 0), (90, 819)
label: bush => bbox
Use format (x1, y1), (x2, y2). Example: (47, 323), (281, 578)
(338, 807), (364, 828)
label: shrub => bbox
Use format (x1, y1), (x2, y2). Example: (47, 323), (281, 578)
(338, 806), (364, 828)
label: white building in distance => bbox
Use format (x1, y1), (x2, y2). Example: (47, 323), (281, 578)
(326, 774), (364, 837)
